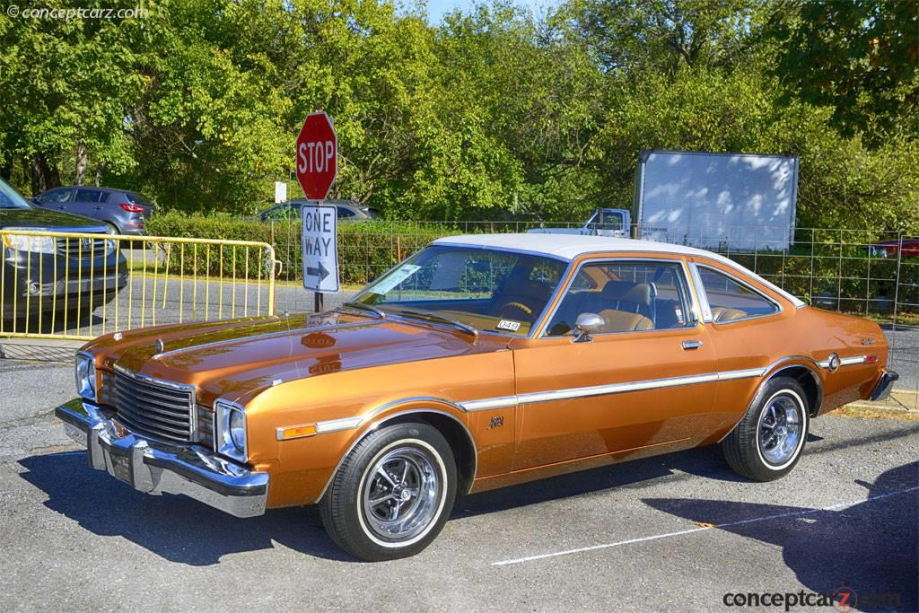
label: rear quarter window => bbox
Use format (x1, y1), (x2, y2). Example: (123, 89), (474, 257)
(698, 267), (779, 322)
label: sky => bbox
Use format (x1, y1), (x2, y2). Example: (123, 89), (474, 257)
(422, 0), (562, 23)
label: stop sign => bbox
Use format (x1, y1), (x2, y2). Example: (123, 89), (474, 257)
(296, 111), (337, 200)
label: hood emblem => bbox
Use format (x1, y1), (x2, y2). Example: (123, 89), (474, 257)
(155, 338), (165, 354)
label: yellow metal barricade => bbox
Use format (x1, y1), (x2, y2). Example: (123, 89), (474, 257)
(0, 230), (279, 341)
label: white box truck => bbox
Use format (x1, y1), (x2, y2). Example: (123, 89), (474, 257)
(527, 150), (799, 252)
(633, 150), (799, 251)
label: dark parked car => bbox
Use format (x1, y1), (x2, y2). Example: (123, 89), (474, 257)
(33, 186), (155, 235)
(258, 199), (377, 222)
(1, 179), (127, 322)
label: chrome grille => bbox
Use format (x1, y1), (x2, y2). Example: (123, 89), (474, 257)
(113, 366), (196, 443)
(56, 237), (109, 259)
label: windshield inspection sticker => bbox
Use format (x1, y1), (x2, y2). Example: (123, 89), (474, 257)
(369, 265), (421, 295)
(496, 320), (521, 332)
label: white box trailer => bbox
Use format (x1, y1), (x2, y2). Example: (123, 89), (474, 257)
(633, 150), (799, 251)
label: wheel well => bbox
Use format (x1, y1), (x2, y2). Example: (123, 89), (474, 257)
(383, 412), (476, 495)
(772, 366), (822, 416)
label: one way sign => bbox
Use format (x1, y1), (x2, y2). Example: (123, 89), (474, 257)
(301, 204), (339, 293)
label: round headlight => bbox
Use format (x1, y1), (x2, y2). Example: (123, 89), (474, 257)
(229, 410), (246, 451)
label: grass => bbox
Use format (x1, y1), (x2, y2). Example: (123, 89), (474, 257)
(829, 405), (919, 421)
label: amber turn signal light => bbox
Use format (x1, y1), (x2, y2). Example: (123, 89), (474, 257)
(277, 424), (318, 440)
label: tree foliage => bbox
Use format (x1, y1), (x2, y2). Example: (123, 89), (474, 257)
(0, 0), (916, 230)
(767, 0), (919, 138)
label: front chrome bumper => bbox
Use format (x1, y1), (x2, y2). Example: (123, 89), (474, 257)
(869, 370), (899, 402)
(55, 399), (268, 518)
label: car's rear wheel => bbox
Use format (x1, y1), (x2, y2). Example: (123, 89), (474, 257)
(721, 376), (808, 481)
(319, 422), (456, 561)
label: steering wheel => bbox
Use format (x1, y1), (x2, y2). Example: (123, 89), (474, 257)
(498, 301), (534, 321)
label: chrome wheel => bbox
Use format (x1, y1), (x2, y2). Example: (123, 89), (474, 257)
(361, 446), (442, 542)
(757, 394), (803, 466)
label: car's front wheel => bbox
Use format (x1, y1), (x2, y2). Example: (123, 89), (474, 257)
(319, 422), (456, 561)
(721, 376), (809, 481)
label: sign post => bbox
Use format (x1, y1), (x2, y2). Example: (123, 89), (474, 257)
(296, 111), (339, 311)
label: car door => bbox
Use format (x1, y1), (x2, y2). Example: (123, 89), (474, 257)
(71, 188), (107, 222)
(509, 255), (721, 471)
(36, 188), (74, 212)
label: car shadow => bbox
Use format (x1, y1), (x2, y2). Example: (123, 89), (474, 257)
(17, 452), (353, 565)
(643, 462), (918, 612)
(454, 425), (916, 518)
(18, 424), (919, 568)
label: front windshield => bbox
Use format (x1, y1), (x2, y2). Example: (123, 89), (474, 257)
(353, 245), (569, 336)
(0, 178), (33, 210)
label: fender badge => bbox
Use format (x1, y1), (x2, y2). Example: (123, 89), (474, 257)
(155, 338), (165, 354)
(827, 353), (841, 372)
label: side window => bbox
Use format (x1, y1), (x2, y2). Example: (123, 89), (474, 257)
(697, 267), (779, 323)
(74, 188), (103, 203)
(337, 206), (356, 218)
(546, 260), (690, 336)
(41, 188), (73, 203)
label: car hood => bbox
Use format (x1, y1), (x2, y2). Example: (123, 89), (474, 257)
(90, 310), (509, 405)
(0, 207), (109, 232)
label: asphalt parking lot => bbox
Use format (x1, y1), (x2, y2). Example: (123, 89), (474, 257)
(0, 360), (916, 612)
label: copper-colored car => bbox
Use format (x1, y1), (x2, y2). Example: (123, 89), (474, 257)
(57, 235), (898, 561)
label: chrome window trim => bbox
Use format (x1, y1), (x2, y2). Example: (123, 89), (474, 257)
(537, 257), (697, 339)
(688, 262), (714, 323)
(691, 263), (783, 326)
(680, 260), (702, 325)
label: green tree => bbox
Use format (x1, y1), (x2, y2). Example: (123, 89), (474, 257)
(0, 0), (142, 194)
(768, 0), (919, 138)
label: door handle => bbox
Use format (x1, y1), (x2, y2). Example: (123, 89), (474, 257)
(682, 340), (704, 350)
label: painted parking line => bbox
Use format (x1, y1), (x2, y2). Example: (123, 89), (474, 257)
(491, 485), (919, 567)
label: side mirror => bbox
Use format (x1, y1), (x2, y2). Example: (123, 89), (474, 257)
(573, 312), (604, 343)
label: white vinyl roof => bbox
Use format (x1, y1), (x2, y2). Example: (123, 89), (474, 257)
(433, 233), (806, 307)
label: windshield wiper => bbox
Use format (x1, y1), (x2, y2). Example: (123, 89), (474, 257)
(343, 301), (386, 319)
(392, 307), (479, 339)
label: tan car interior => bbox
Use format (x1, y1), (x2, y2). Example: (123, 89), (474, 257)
(710, 307), (747, 322)
(548, 279), (657, 335)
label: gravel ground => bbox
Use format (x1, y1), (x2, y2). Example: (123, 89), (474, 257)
(0, 361), (916, 612)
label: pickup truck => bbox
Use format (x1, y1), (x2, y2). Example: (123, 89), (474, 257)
(527, 208), (631, 238)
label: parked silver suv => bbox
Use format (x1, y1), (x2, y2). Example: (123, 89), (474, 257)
(33, 186), (155, 235)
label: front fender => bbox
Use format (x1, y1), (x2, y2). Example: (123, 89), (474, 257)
(260, 396), (473, 508)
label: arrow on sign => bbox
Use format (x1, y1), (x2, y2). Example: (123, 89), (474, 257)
(306, 261), (331, 282)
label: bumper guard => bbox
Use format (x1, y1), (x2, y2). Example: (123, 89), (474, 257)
(56, 399), (268, 518)
(869, 370), (899, 402)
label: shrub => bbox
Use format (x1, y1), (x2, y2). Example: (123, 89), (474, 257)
(146, 212), (463, 286)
